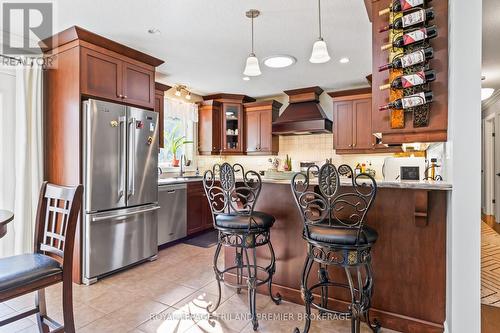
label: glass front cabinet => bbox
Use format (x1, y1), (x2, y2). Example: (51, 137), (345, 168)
(221, 103), (243, 154)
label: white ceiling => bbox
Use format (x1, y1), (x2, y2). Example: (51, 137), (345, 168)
(54, 0), (372, 97)
(482, 0), (500, 90)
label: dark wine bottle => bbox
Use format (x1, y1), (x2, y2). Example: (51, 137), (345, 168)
(381, 25), (437, 51)
(378, 47), (433, 71)
(379, 70), (436, 90)
(379, 91), (433, 111)
(379, 8), (435, 32)
(379, 0), (432, 16)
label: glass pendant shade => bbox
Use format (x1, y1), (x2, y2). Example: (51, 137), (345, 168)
(243, 53), (262, 76)
(309, 38), (331, 64)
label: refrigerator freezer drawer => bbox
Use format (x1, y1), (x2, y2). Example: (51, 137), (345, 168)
(84, 204), (159, 282)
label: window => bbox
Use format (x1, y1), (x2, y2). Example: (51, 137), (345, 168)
(159, 98), (198, 168)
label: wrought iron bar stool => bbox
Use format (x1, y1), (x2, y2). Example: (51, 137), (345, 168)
(291, 163), (381, 333)
(203, 163), (281, 331)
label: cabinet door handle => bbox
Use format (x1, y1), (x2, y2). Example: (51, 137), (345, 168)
(353, 143), (356, 147)
(123, 95), (128, 99)
(117, 94), (123, 98)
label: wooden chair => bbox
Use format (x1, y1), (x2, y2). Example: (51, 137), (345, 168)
(0, 182), (83, 333)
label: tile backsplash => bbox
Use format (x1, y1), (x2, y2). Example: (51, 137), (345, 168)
(197, 134), (393, 180)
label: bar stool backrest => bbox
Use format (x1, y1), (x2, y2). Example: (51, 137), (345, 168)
(203, 163), (262, 224)
(291, 163), (377, 240)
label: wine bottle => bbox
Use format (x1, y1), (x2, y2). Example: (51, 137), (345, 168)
(379, 70), (436, 90)
(379, 91), (433, 111)
(379, 0), (432, 16)
(381, 26), (437, 51)
(379, 8), (435, 32)
(378, 47), (433, 71)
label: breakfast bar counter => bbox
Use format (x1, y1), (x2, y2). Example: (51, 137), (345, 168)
(224, 181), (449, 333)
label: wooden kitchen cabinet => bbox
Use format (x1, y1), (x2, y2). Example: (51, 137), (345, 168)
(81, 46), (156, 109)
(244, 100), (281, 155)
(199, 93), (256, 156)
(187, 182), (213, 235)
(154, 82), (171, 149)
(331, 88), (400, 154)
(221, 103), (244, 154)
(198, 100), (222, 155)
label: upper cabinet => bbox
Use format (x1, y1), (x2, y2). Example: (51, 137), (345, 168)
(199, 94), (255, 155)
(244, 100), (281, 155)
(154, 82), (171, 149)
(81, 47), (155, 109)
(221, 103), (243, 154)
(371, 0), (449, 144)
(198, 100), (222, 155)
(330, 88), (401, 154)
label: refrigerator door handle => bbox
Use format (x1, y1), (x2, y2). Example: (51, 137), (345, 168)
(118, 116), (126, 199)
(91, 205), (160, 222)
(128, 117), (136, 198)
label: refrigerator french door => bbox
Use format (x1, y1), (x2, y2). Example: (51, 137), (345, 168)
(82, 99), (159, 284)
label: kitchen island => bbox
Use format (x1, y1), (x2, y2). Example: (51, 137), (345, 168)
(224, 179), (450, 333)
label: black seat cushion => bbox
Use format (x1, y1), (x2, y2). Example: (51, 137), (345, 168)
(215, 211), (275, 230)
(0, 254), (62, 292)
(308, 225), (378, 246)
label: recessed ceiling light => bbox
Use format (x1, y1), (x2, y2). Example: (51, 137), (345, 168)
(339, 57), (350, 64)
(263, 55), (296, 68)
(243, 76), (250, 81)
(148, 28), (161, 34)
(482, 88), (495, 101)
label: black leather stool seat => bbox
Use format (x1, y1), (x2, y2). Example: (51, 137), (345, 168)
(308, 225), (378, 246)
(215, 211), (275, 230)
(0, 254), (62, 291)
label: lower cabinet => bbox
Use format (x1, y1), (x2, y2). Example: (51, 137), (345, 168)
(187, 182), (213, 235)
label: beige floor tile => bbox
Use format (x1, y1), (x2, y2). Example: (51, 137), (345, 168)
(4, 293), (35, 312)
(198, 280), (236, 303)
(151, 282), (198, 307)
(77, 314), (130, 333)
(137, 307), (196, 333)
(106, 298), (168, 329)
(51, 302), (106, 329)
(0, 303), (15, 319)
(81, 289), (142, 314)
(0, 317), (34, 333)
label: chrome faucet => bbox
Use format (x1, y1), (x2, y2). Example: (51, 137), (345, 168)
(179, 154), (186, 177)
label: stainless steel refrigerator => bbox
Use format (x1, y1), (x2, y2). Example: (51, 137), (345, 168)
(82, 99), (159, 285)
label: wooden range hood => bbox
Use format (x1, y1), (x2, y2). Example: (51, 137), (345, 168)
(272, 86), (333, 135)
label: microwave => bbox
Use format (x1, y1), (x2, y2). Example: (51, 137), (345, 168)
(382, 157), (426, 181)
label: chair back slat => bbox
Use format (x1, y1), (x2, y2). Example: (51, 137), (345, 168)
(34, 182), (83, 265)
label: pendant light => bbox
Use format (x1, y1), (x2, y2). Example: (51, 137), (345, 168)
(309, 0), (331, 64)
(243, 9), (262, 76)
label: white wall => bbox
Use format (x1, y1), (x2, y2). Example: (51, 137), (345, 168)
(446, 0), (482, 332)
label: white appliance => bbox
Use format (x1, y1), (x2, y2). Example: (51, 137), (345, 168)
(382, 157), (426, 181)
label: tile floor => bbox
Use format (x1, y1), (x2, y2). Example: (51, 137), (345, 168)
(0, 242), (398, 333)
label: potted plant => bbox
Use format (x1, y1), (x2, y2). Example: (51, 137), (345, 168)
(165, 126), (193, 167)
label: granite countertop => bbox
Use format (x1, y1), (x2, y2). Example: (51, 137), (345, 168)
(158, 175), (451, 190)
(261, 177), (452, 190)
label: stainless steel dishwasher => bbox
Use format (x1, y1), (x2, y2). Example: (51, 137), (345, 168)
(158, 183), (187, 245)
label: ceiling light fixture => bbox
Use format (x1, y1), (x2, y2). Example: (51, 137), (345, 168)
(482, 88), (495, 101)
(185, 91), (192, 100)
(339, 57), (350, 64)
(243, 9), (262, 77)
(310, 0), (331, 64)
(263, 55), (296, 68)
(174, 86), (182, 97)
